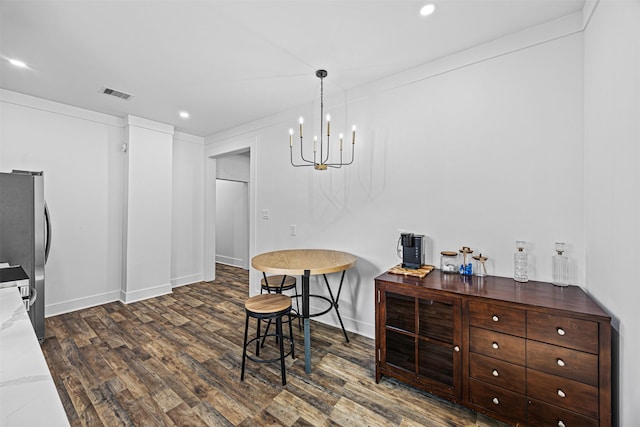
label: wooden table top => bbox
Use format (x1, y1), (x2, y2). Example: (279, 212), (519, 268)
(251, 249), (356, 276)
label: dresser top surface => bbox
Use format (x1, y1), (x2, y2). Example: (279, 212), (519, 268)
(375, 270), (610, 320)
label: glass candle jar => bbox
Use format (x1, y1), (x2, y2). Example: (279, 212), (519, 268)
(440, 251), (459, 274)
(473, 254), (488, 277)
(459, 246), (474, 276)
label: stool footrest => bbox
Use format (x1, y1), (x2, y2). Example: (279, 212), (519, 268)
(245, 334), (294, 363)
(291, 294), (333, 318)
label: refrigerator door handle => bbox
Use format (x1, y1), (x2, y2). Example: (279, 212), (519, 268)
(44, 202), (52, 264)
(29, 286), (37, 307)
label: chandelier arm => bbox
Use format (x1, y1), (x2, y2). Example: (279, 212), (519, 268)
(291, 140), (315, 167)
(290, 146), (309, 167)
(324, 142), (355, 167)
(298, 136), (315, 164)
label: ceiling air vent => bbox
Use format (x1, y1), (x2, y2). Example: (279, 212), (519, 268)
(100, 86), (134, 101)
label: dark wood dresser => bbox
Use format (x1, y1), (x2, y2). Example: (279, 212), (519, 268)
(374, 270), (611, 427)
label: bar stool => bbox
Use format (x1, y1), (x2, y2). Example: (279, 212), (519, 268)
(240, 293), (295, 386)
(261, 274), (301, 332)
(260, 274), (297, 294)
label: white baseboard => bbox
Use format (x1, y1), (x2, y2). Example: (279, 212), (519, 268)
(120, 282), (173, 304)
(215, 255), (245, 268)
(45, 275), (201, 317)
(308, 301), (375, 340)
(45, 290), (121, 317)
(171, 273), (203, 288)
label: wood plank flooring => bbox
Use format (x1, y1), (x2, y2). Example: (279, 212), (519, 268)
(42, 264), (510, 427)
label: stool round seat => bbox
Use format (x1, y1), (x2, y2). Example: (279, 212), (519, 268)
(261, 275), (296, 292)
(241, 293), (295, 386)
(245, 294), (291, 314)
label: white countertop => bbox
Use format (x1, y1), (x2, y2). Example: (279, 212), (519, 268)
(0, 287), (69, 426)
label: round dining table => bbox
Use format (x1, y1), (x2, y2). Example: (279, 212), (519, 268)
(251, 249), (357, 373)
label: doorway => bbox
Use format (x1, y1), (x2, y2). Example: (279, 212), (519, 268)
(204, 140), (255, 287)
(215, 178), (249, 269)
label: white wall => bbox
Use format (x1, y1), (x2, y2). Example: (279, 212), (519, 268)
(172, 132), (205, 287)
(215, 180), (248, 268)
(207, 19), (586, 338)
(216, 152), (250, 182)
(584, 1), (640, 426)
(121, 116), (174, 302)
(0, 90), (125, 313)
(0, 90), (205, 314)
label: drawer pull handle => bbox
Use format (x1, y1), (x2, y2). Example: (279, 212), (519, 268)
(454, 345), (460, 352)
(557, 327), (566, 336)
(492, 369), (499, 377)
(557, 358), (566, 367)
(558, 421), (566, 427)
(492, 342), (499, 350)
(557, 389), (566, 398)
(492, 315), (499, 322)
(492, 397), (499, 405)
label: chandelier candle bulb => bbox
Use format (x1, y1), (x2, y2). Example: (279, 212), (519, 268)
(313, 136), (317, 152)
(352, 126), (356, 144)
(289, 129), (293, 146)
(299, 117), (304, 137)
(339, 133), (344, 150)
(326, 114), (331, 136)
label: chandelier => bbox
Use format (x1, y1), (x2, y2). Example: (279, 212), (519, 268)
(289, 69), (356, 170)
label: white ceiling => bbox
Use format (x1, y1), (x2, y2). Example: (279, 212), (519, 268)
(0, 0), (586, 137)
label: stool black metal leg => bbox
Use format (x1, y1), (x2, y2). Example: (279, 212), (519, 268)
(288, 312), (295, 359)
(323, 272), (350, 342)
(255, 318), (261, 357)
(277, 317), (286, 385)
(241, 313), (249, 381)
(294, 281), (302, 331)
(260, 318), (273, 348)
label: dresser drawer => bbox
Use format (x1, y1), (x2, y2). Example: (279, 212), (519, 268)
(527, 312), (599, 354)
(469, 301), (525, 336)
(469, 326), (525, 365)
(527, 340), (598, 386)
(469, 378), (526, 422)
(527, 398), (598, 427)
(469, 352), (525, 394)
(527, 369), (599, 419)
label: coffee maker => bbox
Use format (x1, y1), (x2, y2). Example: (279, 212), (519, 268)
(400, 233), (425, 269)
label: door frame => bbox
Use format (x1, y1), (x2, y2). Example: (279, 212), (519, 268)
(204, 136), (256, 289)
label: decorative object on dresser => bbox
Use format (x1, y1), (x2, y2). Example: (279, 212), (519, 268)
(513, 240), (529, 282)
(375, 270), (611, 427)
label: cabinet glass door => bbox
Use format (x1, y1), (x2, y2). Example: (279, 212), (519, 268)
(417, 297), (458, 393)
(386, 330), (415, 372)
(385, 292), (415, 332)
(385, 292), (416, 372)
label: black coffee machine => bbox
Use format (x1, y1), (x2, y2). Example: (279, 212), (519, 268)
(400, 233), (425, 269)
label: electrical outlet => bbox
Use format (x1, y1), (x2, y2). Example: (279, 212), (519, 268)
(262, 209), (270, 219)
(290, 224), (297, 236)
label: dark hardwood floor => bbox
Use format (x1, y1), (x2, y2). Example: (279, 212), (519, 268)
(42, 264), (509, 426)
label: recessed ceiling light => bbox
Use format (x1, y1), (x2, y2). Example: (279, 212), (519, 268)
(179, 111), (190, 119)
(420, 2), (437, 17)
(8, 58), (27, 68)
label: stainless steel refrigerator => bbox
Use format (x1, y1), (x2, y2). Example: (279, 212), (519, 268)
(0, 170), (51, 342)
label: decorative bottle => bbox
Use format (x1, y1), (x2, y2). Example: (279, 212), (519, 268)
(514, 240), (528, 283)
(552, 242), (569, 287)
